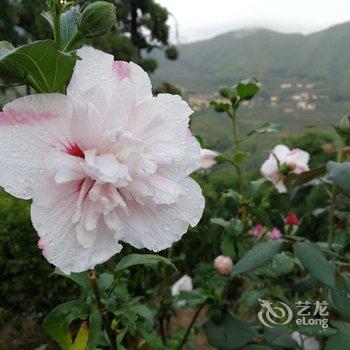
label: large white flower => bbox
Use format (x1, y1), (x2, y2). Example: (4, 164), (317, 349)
(0, 47), (204, 274)
(261, 144), (309, 193)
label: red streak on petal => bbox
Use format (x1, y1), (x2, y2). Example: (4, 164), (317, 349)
(65, 143), (85, 158)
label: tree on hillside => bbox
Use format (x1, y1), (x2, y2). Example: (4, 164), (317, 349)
(0, 0), (177, 73)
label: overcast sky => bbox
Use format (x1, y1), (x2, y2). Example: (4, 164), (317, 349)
(157, 0), (350, 42)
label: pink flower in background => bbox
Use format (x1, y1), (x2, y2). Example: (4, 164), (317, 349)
(214, 255), (233, 276)
(0, 47), (204, 274)
(197, 149), (218, 170)
(261, 144), (309, 193)
(250, 224), (265, 237)
(267, 227), (282, 240)
(285, 212), (300, 226)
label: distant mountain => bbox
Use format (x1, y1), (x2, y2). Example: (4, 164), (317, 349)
(151, 22), (350, 100)
(150, 23), (350, 165)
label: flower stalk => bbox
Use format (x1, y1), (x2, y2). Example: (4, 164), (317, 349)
(229, 106), (248, 222)
(88, 270), (117, 350)
(177, 302), (205, 350)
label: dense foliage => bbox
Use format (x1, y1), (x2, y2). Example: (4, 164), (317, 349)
(1, 1), (350, 350)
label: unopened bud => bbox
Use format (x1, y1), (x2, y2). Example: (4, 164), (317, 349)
(78, 1), (116, 38)
(339, 115), (350, 133)
(214, 255), (233, 276)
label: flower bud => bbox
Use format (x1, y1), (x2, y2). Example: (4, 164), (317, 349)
(214, 255), (233, 276)
(285, 212), (299, 226)
(197, 149), (218, 170)
(250, 224), (265, 237)
(78, 1), (116, 38)
(339, 115), (350, 133)
(267, 227), (282, 240)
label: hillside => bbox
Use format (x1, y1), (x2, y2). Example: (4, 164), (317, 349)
(152, 22), (350, 100)
(151, 23), (350, 164)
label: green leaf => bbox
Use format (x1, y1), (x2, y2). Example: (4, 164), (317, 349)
(297, 324), (337, 338)
(263, 326), (297, 348)
(203, 311), (253, 350)
(219, 85), (233, 98)
(87, 307), (102, 350)
(61, 8), (79, 47)
(218, 86), (237, 103)
(243, 346), (273, 350)
(325, 331), (350, 350)
(235, 77), (259, 100)
(130, 305), (154, 322)
(233, 151), (249, 165)
(97, 272), (113, 291)
(232, 240), (284, 276)
(115, 253), (176, 273)
(295, 241), (336, 287)
(71, 322), (89, 350)
(327, 161), (350, 197)
(247, 122), (281, 136)
(137, 323), (164, 350)
(0, 40), (76, 92)
(248, 178), (267, 198)
(53, 268), (90, 291)
(42, 8), (79, 47)
(222, 189), (242, 204)
(210, 217), (231, 227)
(331, 274), (350, 318)
(42, 300), (90, 350)
(296, 166), (326, 185)
(209, 100), (230, 112)
(175, 290), (206, 308)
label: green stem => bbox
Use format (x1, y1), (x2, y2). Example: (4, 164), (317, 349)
(327, 183), (336, 250)
(230, 107), (247, 223)
(63, 31), (83, 52)
(53, 12), (62, 49)
(88, 270), (117, 350)
(177, 302), (205, 350)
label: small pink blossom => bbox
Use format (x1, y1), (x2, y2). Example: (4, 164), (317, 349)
(197, 149), (218, 170)
(250, 224), (265, 237)
(261, 145), (309, 193)
(267, 227), (282, 240)
(214, 255), (233, 276)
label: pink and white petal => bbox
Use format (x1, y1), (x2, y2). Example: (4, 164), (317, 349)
(119, 177), (204, 251)
(113, 61), (131, 81)
(147, 136), (202, 178)
(117, 202), (189, 251)
(131, 95), (192, 143)
(31, 181), (122, 274)
(129, 62), (152, 103)
(67, 46), (117, 102)
(272, 144), (290, 162)
(162, 177), (205, 227)
(0, 93), (72, 199)
(104, 78), (135, 132)
(261, 156), (279, 183)
(275, 180), (287, 193)
(45, 149), (85, 184)
(286, 149), (310, 174)
(70, 99), (105, 150)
